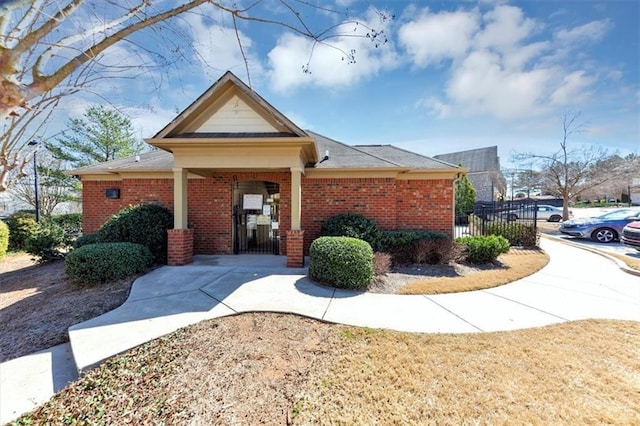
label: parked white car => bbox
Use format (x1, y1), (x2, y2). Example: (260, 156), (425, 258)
(503, 205), (572, 222)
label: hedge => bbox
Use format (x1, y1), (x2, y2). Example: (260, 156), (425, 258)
(319, 213), (380, 246)
(5, 211), (38, 251)
(65, 242), (153, 284)
(97, 203), (172, 264)
(0, 220), (8, 260)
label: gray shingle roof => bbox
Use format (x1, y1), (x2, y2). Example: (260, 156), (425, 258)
(71, 132), (461, 175)
(433, 146), (500, 172)
(308, 132), (399, 168)
(70, 149), (173, 174)
(354, 144), (459, 170)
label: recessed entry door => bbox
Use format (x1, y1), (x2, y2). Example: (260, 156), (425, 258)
(232, 180), (280, 254)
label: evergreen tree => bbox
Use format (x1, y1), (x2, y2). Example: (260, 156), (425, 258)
(46, 106), (144, 167)
(455, 173), (477, 217)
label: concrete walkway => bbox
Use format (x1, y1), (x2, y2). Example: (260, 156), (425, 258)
(2, 238), (639, 423)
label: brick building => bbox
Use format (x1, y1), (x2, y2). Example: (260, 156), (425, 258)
(73, 72), (464, 267)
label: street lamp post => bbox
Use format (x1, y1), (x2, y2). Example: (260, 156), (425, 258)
(27, 140), (40, 223)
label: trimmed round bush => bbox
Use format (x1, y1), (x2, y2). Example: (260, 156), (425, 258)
(5, 211), (38, 251)
(98, 203), (172, 264)
(456, 235), (510, 264)
(65, 242), (153, 284)
(319, 213), (380, 246)
(309, 236), (374, 290)
(0, 220), (8, 260)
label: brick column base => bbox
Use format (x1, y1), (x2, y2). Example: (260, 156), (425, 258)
(286, 230), (305, 268)
(167, 229), (194, 266)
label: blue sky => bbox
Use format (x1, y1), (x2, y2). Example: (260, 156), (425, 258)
(41, 0), (640, 170)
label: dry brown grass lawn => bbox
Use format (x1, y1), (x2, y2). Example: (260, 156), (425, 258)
(14, 314), (640, 425)
(399, 249), (549, 295)
(295, 318), (640, 425)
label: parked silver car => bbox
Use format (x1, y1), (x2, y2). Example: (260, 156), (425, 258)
(559, 209), (640, 243)
(504, 205), (572, 222)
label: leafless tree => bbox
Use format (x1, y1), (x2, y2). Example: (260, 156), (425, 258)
(12, 149), (80, 216)
(0, 0), (388, 190)
(513, 113), (636, 219)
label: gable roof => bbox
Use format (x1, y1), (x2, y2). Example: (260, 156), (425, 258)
(70, 71), (461, 177)
(433, 146), (500, 173)
(153, 71), (308, 140)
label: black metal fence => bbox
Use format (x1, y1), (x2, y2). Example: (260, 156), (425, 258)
(455, 200), (540, 246)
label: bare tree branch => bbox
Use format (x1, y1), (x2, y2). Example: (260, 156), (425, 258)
(0, 0), (391, 192)
(512, 112), (633, 219)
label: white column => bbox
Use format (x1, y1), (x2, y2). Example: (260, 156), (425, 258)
(290, 166), (302, 230)
(173, 168), (188, 229)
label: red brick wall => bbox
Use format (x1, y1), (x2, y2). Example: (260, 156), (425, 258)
(301, 177), (454, 252)
(301, 177), (398, 248)
(82, 179), (174, 233)
(82, 174), (453, 256)
(82, 172), (290, 255)
(396, 179), (454, 235)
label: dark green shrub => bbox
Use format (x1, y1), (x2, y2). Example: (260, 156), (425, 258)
(73, 233), (101, 248)
(49, 213), (82, 245)
(65, 242), (153, 284)
(309, 236), (374, 290)
(319, 213), (380, 246)
(97, 203), (172, 263)
(376, 230), (450, 264)
(0, 220), (8, 260)
(456, 235), (510, 264)
(5, 211), (38, 251)
(25, 222), (65, 263)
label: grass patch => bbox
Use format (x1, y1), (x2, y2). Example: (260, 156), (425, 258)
(295, 319), (640, 425)
(14, 314), (640, 425)
(398, 249), (549, 295)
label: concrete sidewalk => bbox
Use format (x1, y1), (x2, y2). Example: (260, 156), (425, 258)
(2, 238), (639, 423)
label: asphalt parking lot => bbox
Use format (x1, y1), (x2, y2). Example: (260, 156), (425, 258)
(540, 206), (640, 257)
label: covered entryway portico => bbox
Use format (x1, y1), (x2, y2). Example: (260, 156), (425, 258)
(146, 72), (318, 267)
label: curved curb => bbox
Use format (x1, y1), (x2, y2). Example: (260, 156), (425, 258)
(541, 234), (640, 278)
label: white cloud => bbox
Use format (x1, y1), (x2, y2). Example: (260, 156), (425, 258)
(267, 8), (398, 92)
(446, 50), (552, 119)
(550, 71), (594, 105)
(335, 0), (357, 6)
(403, 4), (609, 121)
(417, 96), (452, 118)
(474, 5), (538, 51)
(555, 19), (612, 44)
(183, 13), (263, 79)
(398, 9), (479, 67)
(127, 103), (178, 139)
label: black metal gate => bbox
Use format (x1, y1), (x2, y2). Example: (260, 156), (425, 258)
(233, 204), (280, 254)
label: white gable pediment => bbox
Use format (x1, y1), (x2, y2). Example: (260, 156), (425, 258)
(191, 94), (280, 134)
